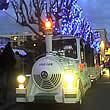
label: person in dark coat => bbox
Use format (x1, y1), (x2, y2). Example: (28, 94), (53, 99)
(15, 51), (23, 74)
(0, 48), (4, 102)
(2, 42), (16, 68)
(0, 42), (16, 104)
(108, 58), (110, 75)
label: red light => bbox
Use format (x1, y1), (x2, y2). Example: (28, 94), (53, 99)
(44, 19), (52, 30)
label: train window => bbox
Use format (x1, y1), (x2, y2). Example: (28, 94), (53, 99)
(53, 39), (77, 59)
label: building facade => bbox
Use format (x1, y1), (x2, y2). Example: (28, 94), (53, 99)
(0, 32), (38, 47)
(93, 28), (110, 61)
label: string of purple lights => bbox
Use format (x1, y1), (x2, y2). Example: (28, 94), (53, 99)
(52, 0), (101, 52)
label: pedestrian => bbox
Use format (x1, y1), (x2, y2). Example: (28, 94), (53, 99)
(0, 42), (16, 104)
(0, 48), (4, 103)
(108, 58), (110, 75)
(15, 51), (23, 74)
(2, 42), (16, 68)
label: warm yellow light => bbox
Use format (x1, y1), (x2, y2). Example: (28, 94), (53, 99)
(90, 74), (94, 80)
(108, 48), (110, 55)
(17, 75), (26, 83)
(19, 84), (24, 89)
(45, 21), (52, 29)
(64, 73), (74, 89)
(14, 36), (17, 41)
(100, 41), (105, 48)
(64, 73), (74, 83)
(44, 19), (52, 29)
(67, 83), (74, 89)
(106, 69), (110, 76)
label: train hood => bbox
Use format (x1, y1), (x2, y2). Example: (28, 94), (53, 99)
(32, 55), (64, 90)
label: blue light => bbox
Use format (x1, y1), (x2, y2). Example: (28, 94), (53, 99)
(2, 8), (6, 11)
(55, 0), (100, 51)
(0, 0), (9, 11)
(51, 0), (100, 52)
(6, 0), (10, 3)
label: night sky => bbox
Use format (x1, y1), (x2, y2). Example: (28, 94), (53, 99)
(78, 0), (110, 42)
(0, 0), (110, 42)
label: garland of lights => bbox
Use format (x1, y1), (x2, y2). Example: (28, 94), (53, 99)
(0, 0), (100, 51)
(52, 0), (101, 52)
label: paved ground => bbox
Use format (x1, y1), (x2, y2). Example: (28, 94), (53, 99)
(1, 72), (110, 110)
(82, 73), (110, 110)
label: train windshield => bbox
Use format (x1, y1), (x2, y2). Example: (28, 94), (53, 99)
(52, 39), (77, 59)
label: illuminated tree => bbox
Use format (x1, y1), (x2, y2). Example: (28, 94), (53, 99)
(11, 0), (100, 51)
(60, 0), (100, 51)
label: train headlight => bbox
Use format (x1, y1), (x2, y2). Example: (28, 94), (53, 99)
(17, 75), (26, 83)
(19, 84), (25, 89)
(64, 72), (74, 89)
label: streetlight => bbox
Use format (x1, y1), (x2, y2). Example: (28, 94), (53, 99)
(100, 40), (105, 53)
(100, 40), (105, 69)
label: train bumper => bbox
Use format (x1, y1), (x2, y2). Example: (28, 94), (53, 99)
(16, 88), (27, 102)
(63, 88), (80, 104)
(16, 88), (80, 104)
(33, 93), (64, 103)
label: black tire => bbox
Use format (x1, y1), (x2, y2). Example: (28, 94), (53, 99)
(91, 79), (96, 88)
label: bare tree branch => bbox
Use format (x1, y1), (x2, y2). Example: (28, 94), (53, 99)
(11, 0), (74, 36)
(11, 0), (44, 36)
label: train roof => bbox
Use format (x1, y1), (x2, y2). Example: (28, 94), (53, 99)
(53, 35), (80, 40)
